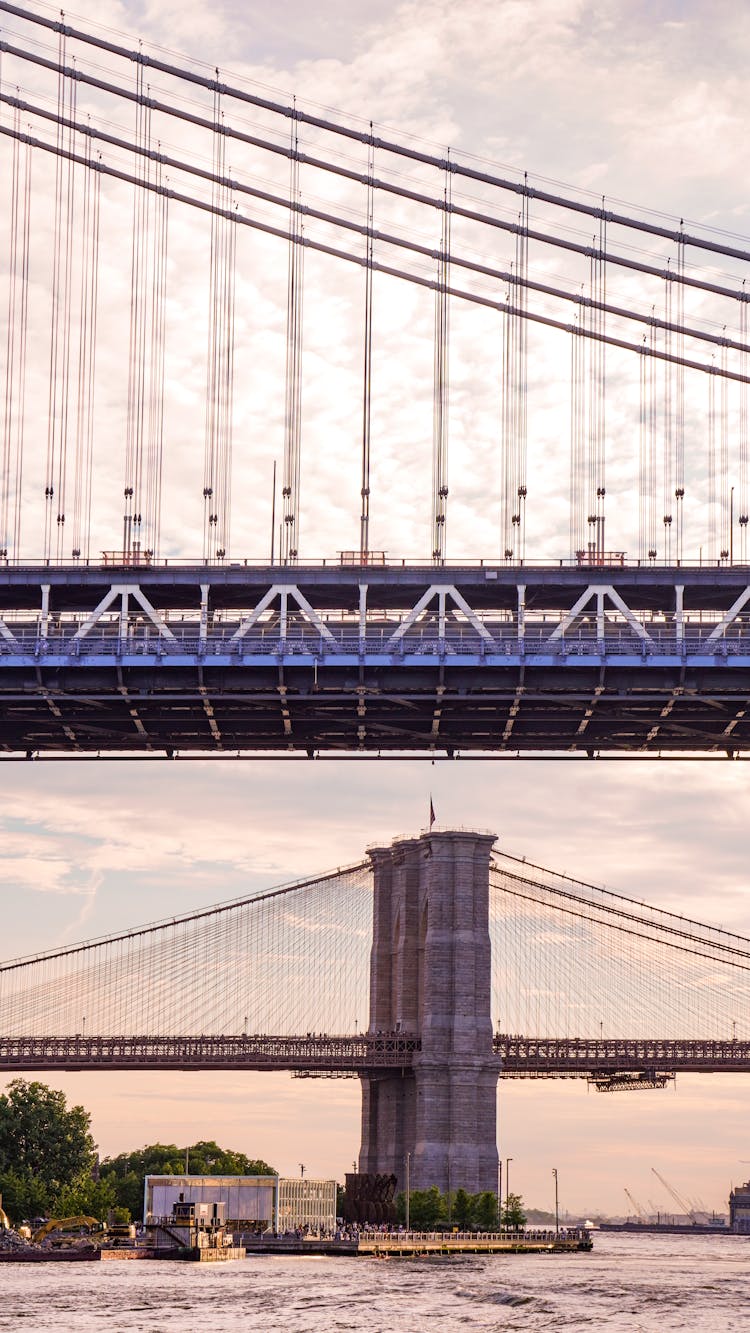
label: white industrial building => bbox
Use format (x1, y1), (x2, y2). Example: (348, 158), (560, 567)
(144, 1174), (337, 1234)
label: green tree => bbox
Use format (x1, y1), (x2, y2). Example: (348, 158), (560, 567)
(52, 1175), (116, 1222)
(99, 1141), (277, 1222)
(0, 1080), (96, 1222)
(474, 1190), (500, 1230)
(500, 1191), (526, 1230)
(396, 1185), (445, 1230)
(0, 1167), (51, 1223)
(451, 1187), (475, 1230)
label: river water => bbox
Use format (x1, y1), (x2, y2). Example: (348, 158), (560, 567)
(0, 1233), (747, 1331)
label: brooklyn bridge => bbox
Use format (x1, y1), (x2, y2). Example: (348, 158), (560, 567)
(3, 828), (750, 1193)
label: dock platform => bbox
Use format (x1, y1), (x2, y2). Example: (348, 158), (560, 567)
(242, 1228), (592, 1257)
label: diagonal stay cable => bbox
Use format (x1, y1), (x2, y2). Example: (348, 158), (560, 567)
(0, 859), (370, 972)
(4, 87), (746, 359)
(2, 121), (748, 384)
(3, 1), (750, 265)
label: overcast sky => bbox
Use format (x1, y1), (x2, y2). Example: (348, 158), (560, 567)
(2, 0), (750, 1217)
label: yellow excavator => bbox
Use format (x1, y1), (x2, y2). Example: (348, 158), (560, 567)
(32, 1216), (102, 1244)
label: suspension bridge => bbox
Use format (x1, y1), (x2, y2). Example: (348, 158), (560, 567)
(3, 828), (750, 1192)
(1, 6), (750, 754)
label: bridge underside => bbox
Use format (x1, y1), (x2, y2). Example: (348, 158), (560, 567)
(2, 563), (750, 755)
(1, 662), (749, 755)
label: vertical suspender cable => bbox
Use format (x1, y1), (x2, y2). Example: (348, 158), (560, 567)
(431, 159), (450, 562)
(595, 210), (607, 561)
(739, 287), (748, 563)
(13, 122), (31, 559)
(44, 26), (70, 561)
(203, 78), (234, 562)
(72, 125), (100, 563)
(569, 307), (585, 559)
(124, 56), (146, 560)
(146, 154), (168, 559)
(586, 244), (596, 559)
(282, 104), (303, 564)
(502, 183), (528, 561)
(644, 315), (658, 557)
(1, 104), (19, 559)
(663, 263), (673, 562)
(638, 320), (658, 560)
(648, 318), (657, 559)
(54, 56), (77, 561)
(638, 338), (647, 562)
(360, 129), (374, 564)
(719, 337), (729, 559)
(674, 230), (686, 563)
(1, 102), (30, 560)
(502, 273), (513, 558)
(219, 183), (235, 561)
(708, 359), (716, 559)
(515, 180), (528, 558)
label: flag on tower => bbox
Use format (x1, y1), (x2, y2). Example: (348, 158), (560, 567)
(429, 796), (436, 828)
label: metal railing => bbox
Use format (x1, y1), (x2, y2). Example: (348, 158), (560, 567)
(2, 626), (750, 659)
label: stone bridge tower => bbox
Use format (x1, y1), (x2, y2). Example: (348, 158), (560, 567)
(358, 829), (499, 1194)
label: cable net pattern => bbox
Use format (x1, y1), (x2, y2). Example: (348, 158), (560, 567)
(490, 854), (750, 1041)
(4, 850), (750, 1046)
(0, 863), (372, 1037)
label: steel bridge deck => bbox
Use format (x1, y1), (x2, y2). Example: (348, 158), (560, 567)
(2, 1033), (750, 1076)
(2, 562), (750, 754)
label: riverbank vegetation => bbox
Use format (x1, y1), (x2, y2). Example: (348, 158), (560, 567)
(0, 1079), (274, 1224)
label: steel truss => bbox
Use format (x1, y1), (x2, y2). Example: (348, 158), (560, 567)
(496, 1035), (750, 1077)
(3, 1031), (749, 1077)
(0, 1032), (419, 1072)
(1, 563), (750, 754)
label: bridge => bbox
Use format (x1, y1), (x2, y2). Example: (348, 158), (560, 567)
(2, 1034), (749, 1078)
(3, 828), (750, 1193)
(1, 7), (750, 754)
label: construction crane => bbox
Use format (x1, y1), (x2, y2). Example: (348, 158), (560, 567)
(651, 1168), (698, 1224)
(32, 1216), (101, 1244)
(623, 1188), (647, 1222)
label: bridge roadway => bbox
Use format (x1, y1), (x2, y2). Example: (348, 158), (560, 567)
(2, 561), (750, 755)
(2, 1032), (750, 1076)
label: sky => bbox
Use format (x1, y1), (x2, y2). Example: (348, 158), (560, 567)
(1, 0), (750, 1217)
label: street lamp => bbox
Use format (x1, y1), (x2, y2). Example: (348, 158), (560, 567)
(552, 1168), (559, 1240)
(405, 1151), (411, 1233)
(505, 1157), (513, 1224)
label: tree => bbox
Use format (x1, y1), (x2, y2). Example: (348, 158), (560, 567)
(0, 1080), (96, 1222)
(52, 1175), (116, 1222)
(474, 1191), (500, 1230)
(99, 1141), (277, 1222)
(396, 1185), (445, 1230)
(451, 1188), (475, 1230)
(500, 1191), (527, 1229)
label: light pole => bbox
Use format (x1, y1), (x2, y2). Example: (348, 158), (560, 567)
(497, 1160), (503, 1229)
(552, 1168), (559, 1240)
(505, 1157), (513, 1225)
(405, 1151), (411, 1233)
(731, 486), (735, 564)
